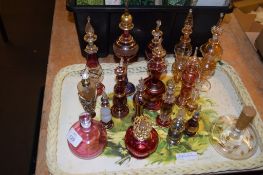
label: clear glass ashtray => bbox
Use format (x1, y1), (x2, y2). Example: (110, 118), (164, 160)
(210, 115), (258, 160)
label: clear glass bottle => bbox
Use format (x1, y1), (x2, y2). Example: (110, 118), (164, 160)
(125, 115), (159, 158)
(167, 108), (185, 145)
(113, 2), (139, 96)
(145, 20), (163, 61)
(184, 107), (201, 136)
(77, 68), (97, 118)
(100, 92), (114, 129)
(111, 59), (129, 118)
(172, 9), (193, 84)
(156, 79), (175, 127)
(67, 112), (107, 159)
(132, 78), (145, 122)
(210, 106), (258, 160)
(144, 39), (167, 111)
(84, 16), (104, 96)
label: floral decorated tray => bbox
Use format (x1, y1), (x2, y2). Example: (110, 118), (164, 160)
(46, 57), (263, 174)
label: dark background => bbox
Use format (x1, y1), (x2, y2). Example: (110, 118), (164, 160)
(0, 0), (54, 174)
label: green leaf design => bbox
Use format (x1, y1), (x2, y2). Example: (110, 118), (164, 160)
(102, 92), (216, 165)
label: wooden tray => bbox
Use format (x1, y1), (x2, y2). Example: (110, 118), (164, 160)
(46, 57), (263, 174)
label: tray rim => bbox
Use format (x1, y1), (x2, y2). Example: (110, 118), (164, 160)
(46, 58), (263, 175)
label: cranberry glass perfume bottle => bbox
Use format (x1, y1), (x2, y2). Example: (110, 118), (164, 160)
(145, 20), (163, 61)
(84, 16), (104, 96)
(144, 39), (167, 111)
(77, 68), (97, 118)
(125, 115), (159, 158)
(167, 108), (185, 145)
(113, 1), (139, 96)
(111, 59), (129, 118)
(100, 92), (114, 129)
(184, 107), (201, 136)
(175, 55), (199, 111)
(156, 79), (175, 127)
(172, 9), (193, 84)
(132, 78), (145, 122)
(210, 106), (258, 160)
(67, 112), (107, 159)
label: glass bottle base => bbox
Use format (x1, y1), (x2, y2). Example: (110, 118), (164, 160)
(156, 115), (172, 128)
(101, 120), (114, 129)
(210, 115), (258, 160)
(111, 106), (129, 119)
(144, 100), (163, 111)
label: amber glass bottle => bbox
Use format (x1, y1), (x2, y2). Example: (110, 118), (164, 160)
(145, 20), (163, 61)
(172, 9), (193, 84)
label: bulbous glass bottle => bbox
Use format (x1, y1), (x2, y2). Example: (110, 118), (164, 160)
(125, 115), (159, 158)
(67, 112), (107, 159)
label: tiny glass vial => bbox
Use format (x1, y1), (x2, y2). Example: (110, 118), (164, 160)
(100, 92), (114, 129)
(156, 79), (175, 127)
(184, 108), (200, 136)
(125, 115), (159, 159)
(67, 112), (107, 159)
(167, 108), (185, 146)
(77, 68), (97, 118)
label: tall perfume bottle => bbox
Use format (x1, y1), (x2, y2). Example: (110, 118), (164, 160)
(198, 14), (224, 92)
(111, 59), (129, 118)
(167, 108), (185, 145)
(156, 79), (175, 127)
(145, 20), (163, 61)
(175, 54), (199, 111)
(67, 112), (107, 159)
(100, 92), (114, 129)
(185, 47), (200, 112)
(77, 68), (97, 118)
(200, 13), (223, 63)
(125, 115), (159, 158)
(132, 78), (145, 122)
(144, 39), (167, 111)
(172, 9), (193, 84)
(210, 106), (258, 160)
(84, 16), (104, 96)
(113, 1), (139, 96)
(184, 107), (201, 136)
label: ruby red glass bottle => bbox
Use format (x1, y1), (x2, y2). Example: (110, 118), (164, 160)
(125, 115), (159, 159)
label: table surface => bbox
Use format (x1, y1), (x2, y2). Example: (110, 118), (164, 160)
(35, 0), (263, 174)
